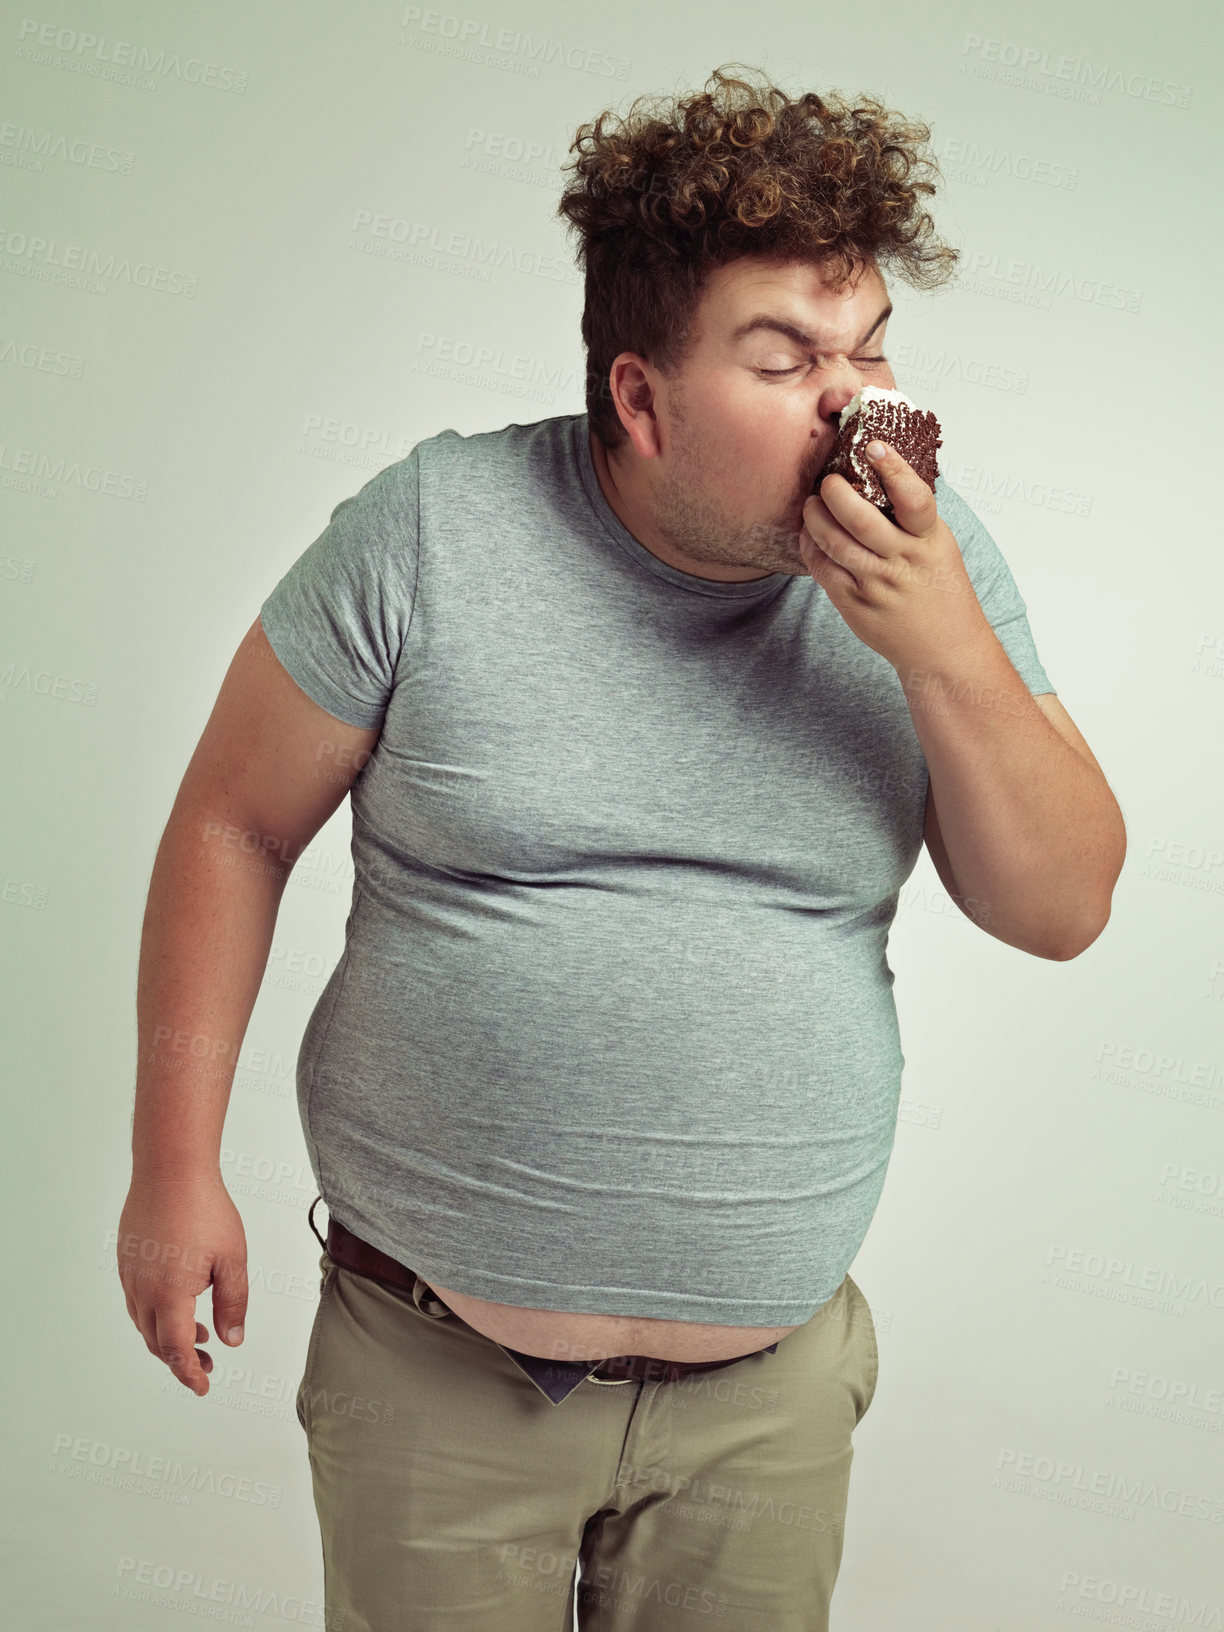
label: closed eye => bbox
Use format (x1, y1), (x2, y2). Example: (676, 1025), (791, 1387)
(756, 355), (887, 377)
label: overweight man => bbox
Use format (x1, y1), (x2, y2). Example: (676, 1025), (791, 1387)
(118, 65), (1126, 1632)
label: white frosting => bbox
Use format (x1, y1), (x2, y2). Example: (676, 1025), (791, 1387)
(838, 385), (915, 424)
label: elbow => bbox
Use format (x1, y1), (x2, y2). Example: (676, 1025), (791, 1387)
(1045, 900), (1114, 962)
(1046, 839), (1125, 961)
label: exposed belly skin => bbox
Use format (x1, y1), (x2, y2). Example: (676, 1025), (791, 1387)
(425, 1280), (802, 1363)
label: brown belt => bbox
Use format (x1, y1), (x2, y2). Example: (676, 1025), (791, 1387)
(316, 1207), (778, 1386)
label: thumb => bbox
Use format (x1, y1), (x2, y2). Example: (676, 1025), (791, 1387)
(863, 440), (937, 536)
(212, 1248), (249, 1345)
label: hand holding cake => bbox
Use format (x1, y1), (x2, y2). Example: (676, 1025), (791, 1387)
(798, 387), (995, 679)
(822, 386), (941, 520)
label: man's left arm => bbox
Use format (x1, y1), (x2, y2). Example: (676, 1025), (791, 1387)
(913, 674), (1125, 961)
(800, 442), (1127, 963)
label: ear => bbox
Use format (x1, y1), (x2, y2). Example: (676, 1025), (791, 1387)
(607, 353), (664, 458)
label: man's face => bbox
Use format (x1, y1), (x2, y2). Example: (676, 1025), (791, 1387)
(621, 256), (897, 579)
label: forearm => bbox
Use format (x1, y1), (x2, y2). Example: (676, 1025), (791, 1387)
(132, 800), (293, 1181)
(898, 636), (1126, 958)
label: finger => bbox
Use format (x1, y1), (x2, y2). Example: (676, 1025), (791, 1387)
(212, 1253), (249, 1347)
(153, 1302), (209, 1396)
(798, 531), (860, 597)
(817, 472), (903, 554)
(802, 496), (877, 579)
(858, 441), (938, 536)
(127, 1264), (172, 1356)
(803, 487), (865, 547)
(135, 1301), (164, 1360)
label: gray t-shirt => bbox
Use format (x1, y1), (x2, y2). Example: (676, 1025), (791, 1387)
(259, 411), (1054, 1326)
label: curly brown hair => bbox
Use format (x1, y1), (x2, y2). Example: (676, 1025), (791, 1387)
(556, 64), (958, 450)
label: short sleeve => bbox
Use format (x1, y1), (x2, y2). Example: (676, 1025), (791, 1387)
(934, 476), (1056, 696)
(259, 450), (421, 729)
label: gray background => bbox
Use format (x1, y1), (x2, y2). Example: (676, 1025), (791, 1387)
(2, 0), (1220, 1626)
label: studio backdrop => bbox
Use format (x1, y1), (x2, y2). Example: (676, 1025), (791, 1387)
(2, 1), (1220, 1628)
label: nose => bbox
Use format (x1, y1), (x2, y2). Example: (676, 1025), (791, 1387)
(816, 358), (866, 427)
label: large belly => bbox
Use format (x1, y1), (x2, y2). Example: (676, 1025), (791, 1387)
(426, 1280), (801, 1363)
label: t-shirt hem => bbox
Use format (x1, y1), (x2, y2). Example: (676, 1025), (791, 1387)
(259, 607), (385, 729)
(342, 1217), (833, 1325)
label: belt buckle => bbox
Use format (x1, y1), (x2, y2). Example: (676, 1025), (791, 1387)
(588, 1352), (643, 1385)
(589, 1353), (674, 1386)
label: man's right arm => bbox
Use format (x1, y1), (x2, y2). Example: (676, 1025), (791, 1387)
(118, 615), (380, 1397)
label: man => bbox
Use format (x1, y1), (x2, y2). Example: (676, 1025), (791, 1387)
(118, 65), (1125, 1630)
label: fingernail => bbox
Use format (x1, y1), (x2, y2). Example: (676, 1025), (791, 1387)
(866, 441), (887, 460)
(227, 1325), (243, 1344)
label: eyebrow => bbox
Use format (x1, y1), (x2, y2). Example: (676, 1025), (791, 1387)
(730, 303), (893, 353)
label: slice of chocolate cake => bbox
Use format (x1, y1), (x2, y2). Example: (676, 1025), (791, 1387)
(819, 387), (942, 521)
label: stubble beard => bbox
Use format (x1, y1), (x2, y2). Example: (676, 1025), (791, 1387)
(651, 395), (819, 576)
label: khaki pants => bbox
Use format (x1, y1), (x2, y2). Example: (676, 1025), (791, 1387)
(297, 1248), (878, 1630)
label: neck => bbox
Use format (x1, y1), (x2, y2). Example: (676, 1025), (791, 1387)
(587, 424), (777, 584)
